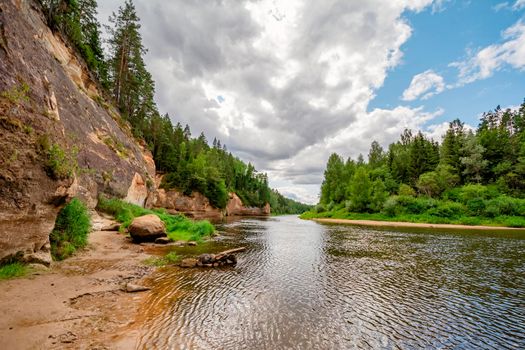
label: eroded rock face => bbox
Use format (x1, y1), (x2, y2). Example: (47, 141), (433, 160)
(128, 214), (166, 242)
(0, 1), (155, 263)
(151, 176), (270, 219)
(225, 193), (271, 216)
(124, 173), (149, 207)
(151, 187), (224, 220)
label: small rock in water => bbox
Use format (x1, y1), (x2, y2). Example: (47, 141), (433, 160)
(124, 283), (151, 293)
(154, 237), (171, 244)
(187, 241), (197, 246)
(198, 253), (215, 264)
(180, 258), (199, 268)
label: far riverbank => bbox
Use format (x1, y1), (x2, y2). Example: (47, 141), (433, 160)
(310, 217), (525, 231)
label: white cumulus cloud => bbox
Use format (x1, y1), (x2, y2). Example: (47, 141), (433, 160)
(402, 70), (446, 101)
(451, 20), (525, 85)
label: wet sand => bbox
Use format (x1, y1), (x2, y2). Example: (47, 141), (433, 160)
(313, 218), (525, 231)
(0, 214), (158, 350)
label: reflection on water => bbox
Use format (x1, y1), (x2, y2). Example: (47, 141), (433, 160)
(136, 216), (525, 349)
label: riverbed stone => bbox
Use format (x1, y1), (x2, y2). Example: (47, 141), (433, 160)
(128, 215), (166, 242)
(124, 283), (151, 293)
(187, 241), (197, 246)
(198, 253), (215, 264)
(101, 222), (120, 231)
(180, 258), (198, 268)
(154, 237), (171, 244)
(23, 251), (52, 267)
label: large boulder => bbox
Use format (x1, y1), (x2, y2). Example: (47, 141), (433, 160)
(128, 214), (166, 242)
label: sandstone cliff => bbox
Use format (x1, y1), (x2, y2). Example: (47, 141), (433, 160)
(151, 176), (270, 220)
(0, 0), (155, 263)
(151, 189), (271, 220)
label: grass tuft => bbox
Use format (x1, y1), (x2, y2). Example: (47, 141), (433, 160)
(0, 262), (28, 280)
(50, 198), (91, 260)
(143, 252), (180, 266)
(45, 143), (78, 180)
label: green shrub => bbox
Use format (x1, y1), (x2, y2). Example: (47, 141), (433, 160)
(516, 199), (525, 217)
(499, 216), (525, 228)
(457, 217), (482, 226)
(1, 81), (30, 104)
(413, 197), (438, 213)
(458, 184), (499, 203)
(369, 179), (388, 212)
(45, 143), (78, 180)
(382, 196), (401, 216)
(466, 198), (486, 216)
(427, 201), (466, 218)
(381, 196), (438, 217)
(0, 262), (28, 280)
(315, 203), (326, 213)
(50, 198), (91, 260)
(395, 196), (437, 214)
(398, 184), (416, 197)
(206, 178), (229, 209)
(483, 196), (519, 217)
(442, 187), (462, 202)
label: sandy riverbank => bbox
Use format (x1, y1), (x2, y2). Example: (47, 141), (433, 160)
(0, 214), (159, 350)
(313, 218), (525, 231)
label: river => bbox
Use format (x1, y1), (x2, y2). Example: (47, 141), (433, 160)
(134, 216), (525, 349)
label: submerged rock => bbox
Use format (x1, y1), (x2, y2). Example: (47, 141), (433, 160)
(124, 283), (151, 293)
(198, 253), (215, 264)
(128, 215), (166, 242)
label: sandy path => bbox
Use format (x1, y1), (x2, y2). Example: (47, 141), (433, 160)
(0, 214), (158, 350)
(313, 218), (525, 231)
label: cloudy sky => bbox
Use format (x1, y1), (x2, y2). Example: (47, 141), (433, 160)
(98, 0), (525, 204)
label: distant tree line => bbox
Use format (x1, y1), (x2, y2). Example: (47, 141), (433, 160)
(38, 0), (309, 213)
(315, 102), (525, 225)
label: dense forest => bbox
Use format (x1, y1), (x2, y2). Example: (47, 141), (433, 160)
(305, 102), (525, 227)
(38, 0), (309, 214)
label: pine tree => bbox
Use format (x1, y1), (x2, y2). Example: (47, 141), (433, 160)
(40, 0), (107, 82)
(107, 0), (157, 130)
(440, 119), (466, 180)
(368, 141), (385, 169)
(320, 153), (345, 204)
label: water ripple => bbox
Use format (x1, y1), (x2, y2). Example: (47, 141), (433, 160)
(135, 216), (525, 349)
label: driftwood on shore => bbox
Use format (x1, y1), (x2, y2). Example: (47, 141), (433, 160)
(180, 247), (246, 268)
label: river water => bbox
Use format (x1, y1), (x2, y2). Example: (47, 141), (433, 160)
(135, 216), (525, 349)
